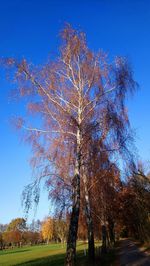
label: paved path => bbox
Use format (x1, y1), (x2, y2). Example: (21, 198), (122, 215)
(118, 239), (150, 266)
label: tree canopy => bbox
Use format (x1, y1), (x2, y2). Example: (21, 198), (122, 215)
(2, 25), (140, 265)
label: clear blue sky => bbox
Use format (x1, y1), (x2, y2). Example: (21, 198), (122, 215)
(0, 0), (150, 224)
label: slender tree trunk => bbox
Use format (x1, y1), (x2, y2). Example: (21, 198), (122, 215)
(85, 198), (95, 260)
(108, 218), (115, 246)
(65, 172), (80, 266)
(101, 225), (107, 253)
(83, 173), (95, 261)
(65, 135), (81, 266)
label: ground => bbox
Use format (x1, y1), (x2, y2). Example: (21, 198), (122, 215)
(117, 239), (150, 266)
(0, 242), (92, 266)
(0, 239), (149, 266)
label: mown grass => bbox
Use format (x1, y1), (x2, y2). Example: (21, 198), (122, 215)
(0, 242), (90, 266)
(0, 242), (117, 266)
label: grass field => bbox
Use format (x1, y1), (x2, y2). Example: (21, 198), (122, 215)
(0, 242), (117, 266)
(0, 242), (91, 266)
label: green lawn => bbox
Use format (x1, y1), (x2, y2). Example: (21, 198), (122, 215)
(0, 242), (117, 266)
(0, 243), (91, 266)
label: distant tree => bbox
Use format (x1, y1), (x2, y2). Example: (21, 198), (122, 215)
(0, 233), (3, 250)
(4, 218), (27, 247)
(7, 218), (26, 232)
(3, 230), (21, 247)
(41, 217), (53, 244)
(2, 218), (43, 247)
(53, 219), (68, 244)
(23, 231), (42, 245)
(29, 219), (41, 232)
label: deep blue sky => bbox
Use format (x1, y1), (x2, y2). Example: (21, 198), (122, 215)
(0, 0), (150, 224)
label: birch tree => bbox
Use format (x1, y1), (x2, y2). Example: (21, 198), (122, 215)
(3, 25), (137, 265)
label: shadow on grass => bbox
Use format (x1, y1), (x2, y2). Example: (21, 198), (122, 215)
(17, 252), (65, 266)
(16, 250), (96, 266)
(0, 249), (30, 256)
